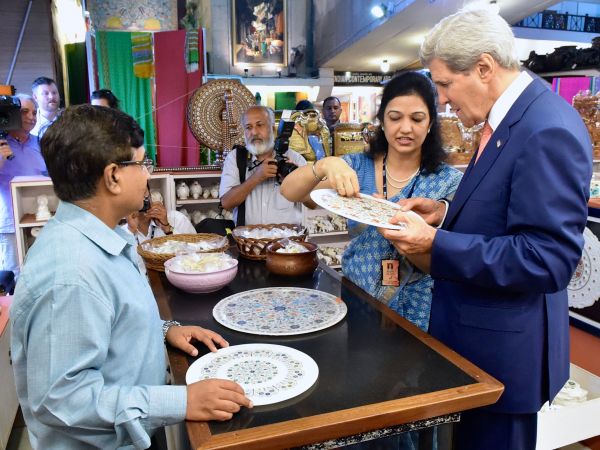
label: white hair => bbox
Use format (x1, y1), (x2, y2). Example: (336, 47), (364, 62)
(241, 105), (275, 127)
(14, 93), (38, 108)
(419, 7), (520, 72)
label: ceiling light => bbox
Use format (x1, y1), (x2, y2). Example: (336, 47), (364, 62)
(380, 59), (390, 73)
(345, 71), (351, 79)
(371, 4), (386, 18)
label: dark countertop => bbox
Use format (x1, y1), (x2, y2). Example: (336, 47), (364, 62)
(150, 257), (503, 450)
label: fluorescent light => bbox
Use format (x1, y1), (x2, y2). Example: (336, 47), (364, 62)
(371, 4), (386, 18)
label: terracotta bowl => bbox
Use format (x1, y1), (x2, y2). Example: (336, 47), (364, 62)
(265, 241), (319, 277)
(164, 254), (238, 294)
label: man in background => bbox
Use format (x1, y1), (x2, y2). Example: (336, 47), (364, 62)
(31, 77), (61, 137)
(11, 105), (251, 449)
(322, 96), (342, 133)
(219, 105), (308, 226)
(0, 94), (47, 277)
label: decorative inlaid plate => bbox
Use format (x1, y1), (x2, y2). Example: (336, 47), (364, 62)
(310, 189), (424, 230)
(213, 287), (347, 335)
(568, 226), (600, 309)
(186, 79), (256, 150)
(186, 343), (319, 406)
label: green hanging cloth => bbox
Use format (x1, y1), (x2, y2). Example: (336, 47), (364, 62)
(96, 31), (157, 161)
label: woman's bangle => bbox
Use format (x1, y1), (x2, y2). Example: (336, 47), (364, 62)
(311, 161), (327, 182)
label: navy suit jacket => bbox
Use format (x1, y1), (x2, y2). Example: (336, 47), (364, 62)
(430, 78), (592, 414)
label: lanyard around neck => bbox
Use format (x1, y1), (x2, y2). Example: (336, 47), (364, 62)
(382, 153), (420, 200)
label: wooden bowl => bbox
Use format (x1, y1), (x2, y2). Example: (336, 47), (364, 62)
(265, 241), (318, 277)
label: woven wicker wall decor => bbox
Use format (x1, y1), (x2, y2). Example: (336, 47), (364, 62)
(186, 79), (256, 155)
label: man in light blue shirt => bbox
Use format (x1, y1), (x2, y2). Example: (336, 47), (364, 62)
(10, 105), (252, 449)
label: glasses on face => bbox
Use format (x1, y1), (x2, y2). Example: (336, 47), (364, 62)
(116, 158), (154, 174)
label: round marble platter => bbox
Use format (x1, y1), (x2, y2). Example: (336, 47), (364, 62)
(212, 287), (347, 336)
(186, 343), (319, 406)
(568, 226), (600, 309)
(310, 189), (424, 230)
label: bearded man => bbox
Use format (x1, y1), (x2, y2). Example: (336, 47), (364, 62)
(219, 105), (308, 226)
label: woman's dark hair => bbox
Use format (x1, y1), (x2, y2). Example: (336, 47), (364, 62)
(41, 105), (144, 202)
(367, 71), (446, 173)
(91, 89), (120, 109)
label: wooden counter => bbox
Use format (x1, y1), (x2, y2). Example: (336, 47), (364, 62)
(150, 259), (503, 450)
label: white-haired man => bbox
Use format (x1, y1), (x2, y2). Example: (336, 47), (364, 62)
(380, 7), (592, 450)
(219, 105), (308, 225)
(0, 94), (47, 277)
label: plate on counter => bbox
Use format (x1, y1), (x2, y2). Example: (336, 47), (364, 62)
(186, 343), (318, 406)
(310, 189), (424, 230)
(212, 287), (347, 335)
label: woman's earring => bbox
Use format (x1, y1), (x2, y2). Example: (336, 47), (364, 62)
(427, 128), (431, 134)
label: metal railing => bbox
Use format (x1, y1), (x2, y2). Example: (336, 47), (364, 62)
(514, 11), (600, 33)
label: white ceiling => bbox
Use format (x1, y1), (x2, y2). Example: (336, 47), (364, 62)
(322, 0), (563, 72)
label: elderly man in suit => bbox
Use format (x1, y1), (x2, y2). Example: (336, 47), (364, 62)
(380, 7), (592, 450)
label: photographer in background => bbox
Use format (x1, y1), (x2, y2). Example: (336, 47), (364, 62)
(219, 105), (309, 226)
(0, 94), (47, 277)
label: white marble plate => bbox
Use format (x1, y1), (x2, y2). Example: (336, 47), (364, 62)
(310, 189), (424, 230)
(568, 227), (600, 309)
(186, 343), (319, 406)
(213, 287), (347, 336)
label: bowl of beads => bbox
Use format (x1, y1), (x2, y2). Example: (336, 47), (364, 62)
(164, 252), (238, 293)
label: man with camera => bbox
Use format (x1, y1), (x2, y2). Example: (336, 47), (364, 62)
(219, 105), (308, 226)
(0, 94), (47, 277)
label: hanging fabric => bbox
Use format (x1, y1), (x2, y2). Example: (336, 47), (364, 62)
(131, 32), (154, 79)
(96, 31), (157, 161)
(184, 29), (199, 73)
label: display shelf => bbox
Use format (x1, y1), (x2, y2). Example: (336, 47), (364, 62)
(309, 231), (348, 238)
(11, 173), (174, 266)
(538, 69), (600, 78)
(536, 364), (600, 449)
(176, 198), (220, 206)
(18, 213), (53, 228)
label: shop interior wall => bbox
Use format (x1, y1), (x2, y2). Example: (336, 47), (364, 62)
(200, 0), (310, 78)
(313, 0), (385, 69)
(0, 0), (56, 96)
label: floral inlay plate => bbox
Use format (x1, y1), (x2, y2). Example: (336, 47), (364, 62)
(213, 287), (347, 335)
(310, 189), (424, 230)
(568, 226), (600, 309)
(186, 343), (319, 406)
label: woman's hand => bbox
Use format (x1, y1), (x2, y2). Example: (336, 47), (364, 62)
(315, 157), (360, 197)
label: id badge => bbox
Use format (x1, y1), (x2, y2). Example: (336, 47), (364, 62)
(381, 259), (400, 287)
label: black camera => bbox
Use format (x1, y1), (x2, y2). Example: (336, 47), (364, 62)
(0, 96), (21, 132)
(0, 96), (21, 161)
(273, 119), (297, 182)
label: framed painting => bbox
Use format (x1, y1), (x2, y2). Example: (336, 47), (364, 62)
(231, 0), (287, 67)
(568, 211), (600, 337)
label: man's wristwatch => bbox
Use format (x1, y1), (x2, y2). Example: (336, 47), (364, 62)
(163, 224), (174, 235)
(162, 320), (181, 342)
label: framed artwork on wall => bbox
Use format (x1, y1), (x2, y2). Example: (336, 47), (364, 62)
(231, 0), (287, 67)
(568, 212), (600, 337)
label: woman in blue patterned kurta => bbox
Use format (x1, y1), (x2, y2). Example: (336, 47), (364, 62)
(281, 72), (462, 332)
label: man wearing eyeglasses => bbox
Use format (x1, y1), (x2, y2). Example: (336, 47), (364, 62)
(10, 105), (252, 450)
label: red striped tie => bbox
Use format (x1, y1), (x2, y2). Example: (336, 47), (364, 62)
(475, 121), (492, 164)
